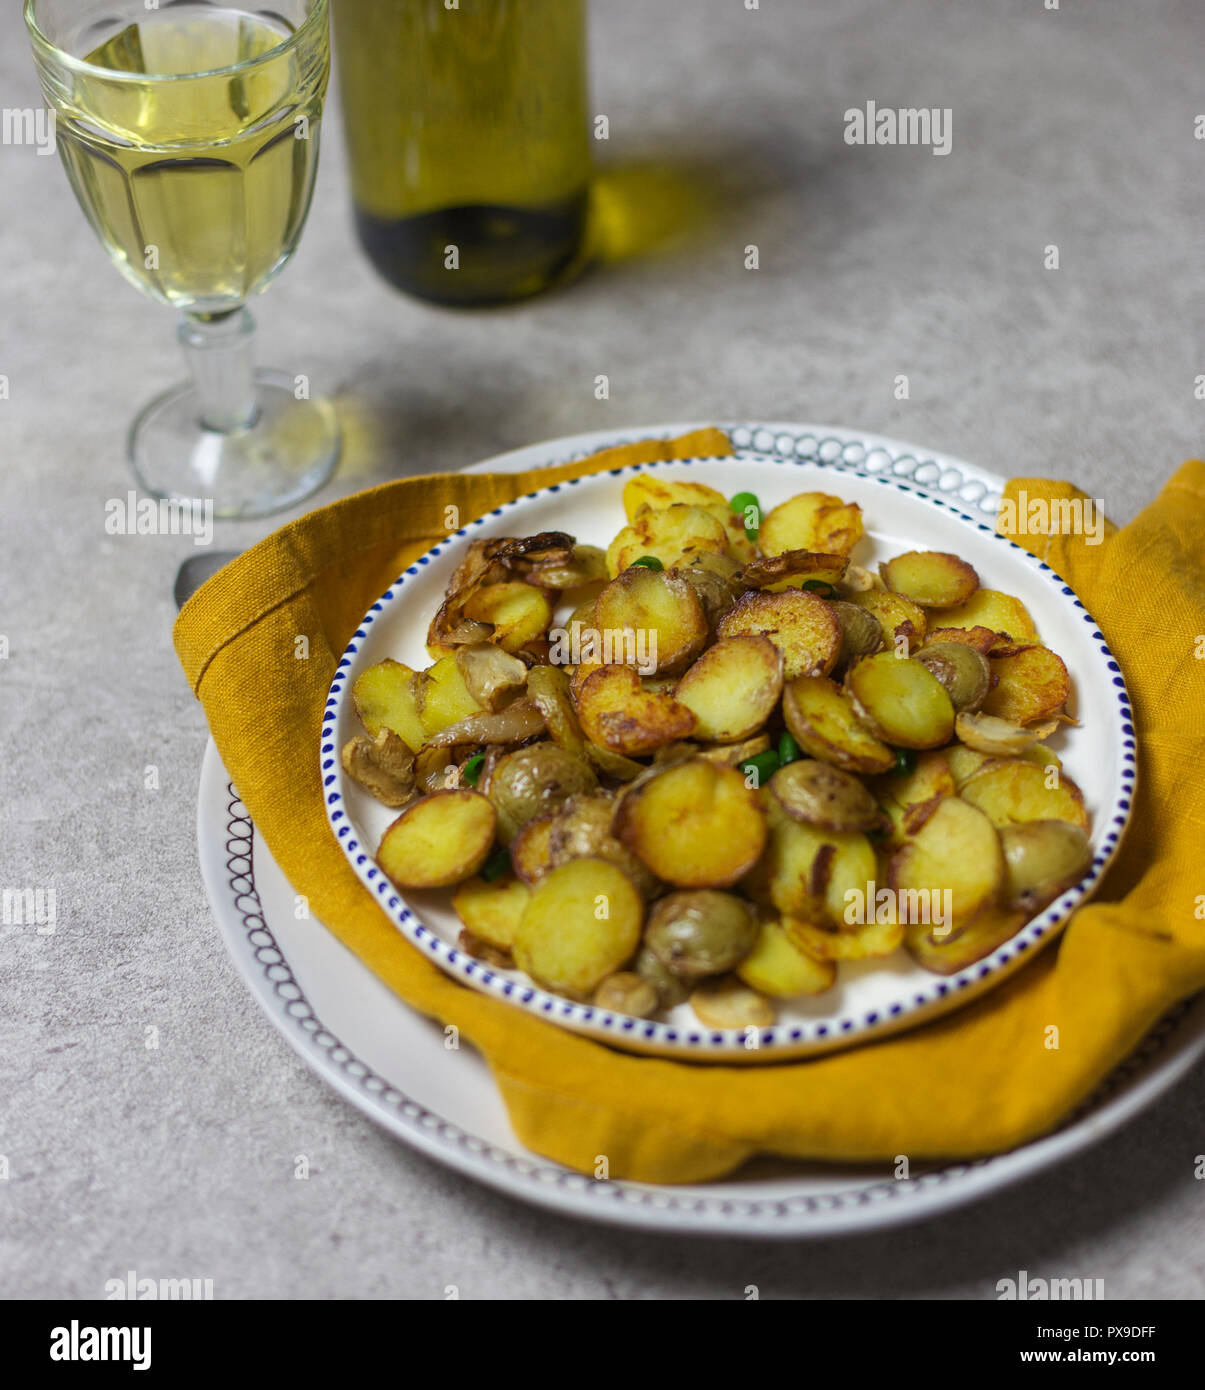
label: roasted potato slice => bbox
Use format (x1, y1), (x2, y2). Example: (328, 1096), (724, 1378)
(454, 643), (528, 711)
(614, 759), (767, 888)
(593, 565), (709, 676)
(928, 589), (1039, 644)
(513, 858), (643, 997)
(583, 741), (646, 781)
(829, 599), (885, 672)
(905, 906), (1028, 975)
(845, 588), (927, 653)
(925, 624), (1000, 655)
(758, 491), (864, 557)
(510, 813), (558, 885)
(689, 976), (775, 1030)
(740, 550), (849, 591)
(743, 795), (877, 926)
(736, 919), (836, 997)
(526, 665), (588, 757)
(874, 749), (955, 841)
(694, 732), (772, 767)
(634, 943), (691, 1008)
(577, 665), (697, 756)
(644, 890), (759, 980)
(593, 971), (659, 1018)
(546, 794), (660, 898)
(717, 588), (842, 680)
(415, 653), (484, 735)
(377, 789), (497, 889)
(845, 652), (955, 749)
(606, 504), (729, 577)
(946, 743), (994, 787)
(622, 473), (730, 522)
(887, 796), (1004, 928)
(958, 758), (1089, 832)
(678, 563), (741, 634)
(781, 675), (897, 774)
(463, 581), (554, 653)
(341, 728), (416, 808)
(674, 635), (784, 743)
(981, 644), (1072, 724)
(915, 642), (991, 712)
(1000, 820), (1092, 912)
(771, 759), (883, 833)
(352, 658), (428, 753)
(487, 741), (598, 845)
(880, 550), (980, 608)
(785, 917), (904, 961)
(452, 874), (531, 950)
(955, 710), (1044, 757)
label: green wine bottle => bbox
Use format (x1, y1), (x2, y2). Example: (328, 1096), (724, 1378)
(333, 0), (590, 305)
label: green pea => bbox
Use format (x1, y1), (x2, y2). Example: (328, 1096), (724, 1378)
(630, 555), (663, 571)
(891, 748), (917, 777)
(801, 579), (836, 599)
(728, 490), (760, 515)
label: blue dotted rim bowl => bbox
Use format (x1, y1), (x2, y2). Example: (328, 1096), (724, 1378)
(321, 452), (1137, 1062)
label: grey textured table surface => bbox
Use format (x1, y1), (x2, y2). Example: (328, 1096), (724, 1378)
(2, 0), (1203, 1300)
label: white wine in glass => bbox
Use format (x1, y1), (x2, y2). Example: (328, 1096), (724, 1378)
(26, 0), (340, 518)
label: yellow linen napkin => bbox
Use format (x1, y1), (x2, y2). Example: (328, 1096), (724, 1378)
(175, 434), (1205, 1184)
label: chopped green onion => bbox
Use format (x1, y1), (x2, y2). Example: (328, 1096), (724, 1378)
(891, 747), (917, 777)
(739, 749), (780, 788)
(777, 731), (801, 765)
(480, 845), (511, 882)
(462, 753), (485, 786)
(630, 555), (663, 571)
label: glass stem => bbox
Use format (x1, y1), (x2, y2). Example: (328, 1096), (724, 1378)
(179, 308), (259, 432)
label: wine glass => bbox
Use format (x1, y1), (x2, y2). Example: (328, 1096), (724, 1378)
(26, 0), (341, 519)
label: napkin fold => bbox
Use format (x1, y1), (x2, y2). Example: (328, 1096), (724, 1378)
(175, 432), (1205, 1184)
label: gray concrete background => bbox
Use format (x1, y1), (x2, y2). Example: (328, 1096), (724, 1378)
(1, 0), (1202, 1299)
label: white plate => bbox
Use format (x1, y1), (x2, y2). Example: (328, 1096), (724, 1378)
(323, 450), (1137, 1060)
(200, 742), (1205, 1236)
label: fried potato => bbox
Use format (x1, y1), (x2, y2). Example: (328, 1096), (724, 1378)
(888, 796), (1004, 928)
(785, 917), (904, 961)
(905, 906), (1027, 975)
(341, 729), (415, 808)
(928, 588), (1039, 644)
(736, 919), (836, 997)
(946, 744), (993, 787)
(873, 749), (955, 841)
(605, 504), (729, 577)
(981, 644), (1071, 724)
(925, 624), (1000, 655)
(583, 741), (646, 781)
(914, 642), (991, 712)
(487, 742), (598, 844)
(845, 588), (927, 653)
(577, 665), (697, 756)
(546, 794), (660, 898)
(511, 814), (558, 885)
(622, 473), (729, 522)
(526, 665), (588, 757)
(880, 550), (980, 608)
(740, 550), (849, 592)
(415, 653), (484, 736)
(593, 971), (659, 1017)
(352, 658), (428, 753)
(377, 789), (497, 889)
(771, 759), (883, 832)
(782, 675), (897, 774)
(958, 758), (1089, 832)
(614, 759), (767, 888)
(689, 976), (775, 1029)
(829, 599), (885, 671)
(513, 858), (643, 996)
(845, 652), (956, 749)
(1000, 820), (1092, 912)
(758, 491), (864, 557)
(452, 874), (531, 950)
(743, 795), (876, 925)
(955, 710), (1043, 757)
(593, 565), (709, 676)
(717, 587), (842, 680)
(463, 580), (553, 654)
(674, 635), (784, 743)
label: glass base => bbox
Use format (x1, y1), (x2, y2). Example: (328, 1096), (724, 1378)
(128, 369), (341, 520)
